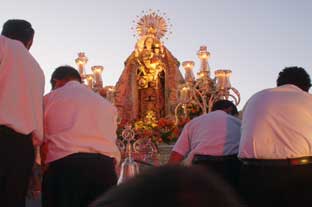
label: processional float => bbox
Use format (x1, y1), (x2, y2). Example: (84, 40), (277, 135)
(74, 10), (240, 183)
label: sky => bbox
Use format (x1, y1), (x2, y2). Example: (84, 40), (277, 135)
(1, 0), (312, 109)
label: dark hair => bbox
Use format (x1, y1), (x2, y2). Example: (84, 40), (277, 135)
(277, 66), (311, 92)
(51, 65), (82, 89)
(89, 166), (241, 207)
(212, 100), (238, 116)
(1, 19), (34, 47)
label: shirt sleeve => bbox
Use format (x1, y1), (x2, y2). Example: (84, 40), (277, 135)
(172, 123), (191, 157)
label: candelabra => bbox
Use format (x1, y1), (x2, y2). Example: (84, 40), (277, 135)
(117, 124), (159, 183)
(175, 46), (240, 122)
(117, 124), (140, 184)
(75, 52), (116, 103)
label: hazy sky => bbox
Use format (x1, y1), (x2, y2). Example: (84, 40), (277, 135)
(1, 0), (311, 109)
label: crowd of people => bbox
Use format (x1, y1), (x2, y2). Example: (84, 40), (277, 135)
(1, 19), (312, 207)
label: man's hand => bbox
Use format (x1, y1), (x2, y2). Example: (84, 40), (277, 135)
(167, 151), (184, 165)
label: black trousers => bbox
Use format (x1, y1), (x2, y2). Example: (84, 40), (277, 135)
(192, 154), (241, 190)
(0, 126), (34, 207)
(42, 152), (117, 207)
(239, 163), (312, 207)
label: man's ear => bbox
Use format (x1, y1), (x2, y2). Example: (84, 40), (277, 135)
(25, 38), (33, 50)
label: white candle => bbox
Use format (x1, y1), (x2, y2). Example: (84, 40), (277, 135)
(182, 61), (195, 83)
(85, 74), (94, 88)
(215, 70), (232, 90)
(75, 52), (88, 76)
(91, 66), (104, 87)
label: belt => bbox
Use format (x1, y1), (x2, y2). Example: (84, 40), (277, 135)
(240, 156), (312, 166)
(66, 152), (113, 160)
(0, 125), (15, 133)
(193, 154), (238, 162)
(0, 125), (31, 137)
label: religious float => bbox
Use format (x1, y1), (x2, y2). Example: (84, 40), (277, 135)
(73, 10), (240, 176)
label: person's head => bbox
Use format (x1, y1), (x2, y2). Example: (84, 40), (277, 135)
(144, 36), (154, 50)
(212, 100), (238, 116)
(50, 65), (82, 90)
(89, 166), (241, 207)
(1, 19), (34, 49)
(276, 66), (311, 92)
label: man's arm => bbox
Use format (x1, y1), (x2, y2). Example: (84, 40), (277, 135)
(167, 122), (191, 165)
(168, 151), (184, 165)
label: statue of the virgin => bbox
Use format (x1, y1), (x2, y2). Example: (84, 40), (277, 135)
(114, 11), (184, 122)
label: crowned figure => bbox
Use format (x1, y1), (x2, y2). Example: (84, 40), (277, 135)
(114, 11), (185, 122)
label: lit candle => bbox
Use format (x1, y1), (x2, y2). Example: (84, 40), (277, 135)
(91, 65), (104, 88)
(182, 61), (195, 83)
(106, 86), (115, 103)
(197, 46), (211, 78)
(215, 70), (232, 90)
(75, 52), (88, 77)
(180, 86), (190, 102)
(85, 74), (94, 88)
(197, 46), (210, 61)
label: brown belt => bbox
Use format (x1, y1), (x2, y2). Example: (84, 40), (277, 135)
(240, 156), (312, 166)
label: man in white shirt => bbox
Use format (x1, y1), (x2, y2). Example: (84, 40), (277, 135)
(239, 67), (312, 207)
(41, 66), (121, 207)
(0, 20), (45, 207)
(168, 100), (241, 188)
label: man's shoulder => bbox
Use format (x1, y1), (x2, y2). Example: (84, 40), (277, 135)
(0, 35), (41, 67)
(247, 85), (311, 106)
(0, 35), (44, 83)
(0, 35), (25, 50)
(250, 85), (306, 98)
(250, 87), (273, 98)
(243, 88), (276, 108)
(210, 111), (241, 124)
(205, 110), (228, 119)
(50, 83), (117, 110)
(227, 114), (242, 125)
(85, 90), (117, 114)
(188, 111), (226, 125)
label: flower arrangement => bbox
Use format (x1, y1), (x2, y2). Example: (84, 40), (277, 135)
(117, 111), (189, 145)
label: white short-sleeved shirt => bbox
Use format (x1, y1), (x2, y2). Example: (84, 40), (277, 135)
(44, 81), (121, 164)
(0, 36), (45, 145)
(172, 110), (241, 164)
(239, 84), (312, 159)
